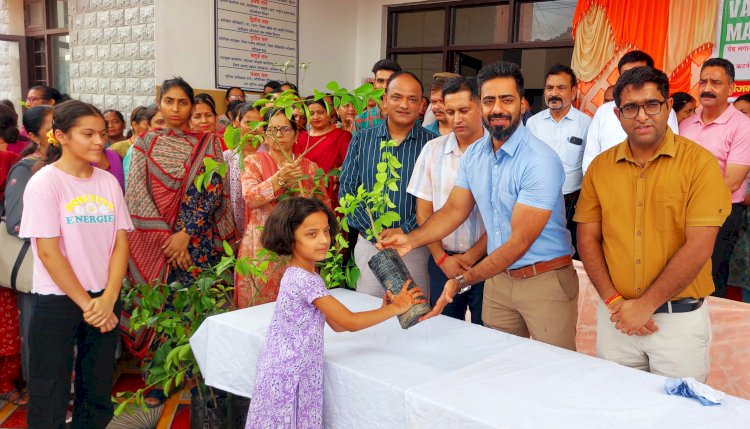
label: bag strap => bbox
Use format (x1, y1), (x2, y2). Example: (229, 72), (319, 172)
(11, 239), (30, 292)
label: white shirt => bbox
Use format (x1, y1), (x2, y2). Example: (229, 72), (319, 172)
(582, 101), (680, 174)
(526, 107), (591, 194)
(407, 131), (487, 252)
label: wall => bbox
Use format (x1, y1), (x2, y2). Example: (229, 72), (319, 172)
(155, 0), (361, 95)
(68, 0), (156, 115)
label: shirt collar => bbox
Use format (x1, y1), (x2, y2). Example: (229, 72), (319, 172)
(615, 127), (677, 163)
(379, 119), (420, 142)
(542, 107), (578, 122)
(443, 129), (490, 156)
(693, 103), (739, 125)
(499, 123), (527, 157)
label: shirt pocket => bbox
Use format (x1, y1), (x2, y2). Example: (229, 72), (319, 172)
(560, 139), (585, 169)
(654, 192), (687, 232)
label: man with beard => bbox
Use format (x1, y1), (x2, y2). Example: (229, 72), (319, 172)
(582, 51), (680, 174)
(680, 58), (750, 298)
(340, 71), (436, 297)
(424, 80), (452, 136)
(526, 64), (591, 256)
(381, 62), (578, 350)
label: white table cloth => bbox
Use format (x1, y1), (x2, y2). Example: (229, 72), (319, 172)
(191, 288), (750, 428)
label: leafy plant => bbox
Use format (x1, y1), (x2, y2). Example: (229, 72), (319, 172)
(337, 139), (403, 248)
(113, 242), (279, 415)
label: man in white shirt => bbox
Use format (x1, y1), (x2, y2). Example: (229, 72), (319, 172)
(407, 77), (487, 323)
(526, 64), (590, 257)
(582, 51), (679, 174)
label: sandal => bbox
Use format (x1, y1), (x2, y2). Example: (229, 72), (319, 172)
(144, 389), (167, 409)
(0, 389), (29, 406)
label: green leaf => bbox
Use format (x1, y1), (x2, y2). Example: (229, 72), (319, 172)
(376, 163), (387, 173)
(387, 181), (399, 191)
(115, 400), (129, 417)
(375, 172), (387, 183)
(222, 241), (233, 257)
(326, 81), (340, 92)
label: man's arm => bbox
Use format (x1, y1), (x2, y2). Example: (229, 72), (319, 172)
(611, 226), (718, 334)
(577, 221), (619, 301)
(723, 164), (750, 192)
(461, 202), (549, 285)
(383, 186), (475, 254)
(416, 197), (446, 262)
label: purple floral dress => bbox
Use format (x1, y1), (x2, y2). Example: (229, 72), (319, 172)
(246, 267), (330, 428)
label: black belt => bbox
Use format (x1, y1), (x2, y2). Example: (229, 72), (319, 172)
(654, 297), (705, 314)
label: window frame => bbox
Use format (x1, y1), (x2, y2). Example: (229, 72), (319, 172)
(22, 0), (69, 92)
(386, 0), (574, 73)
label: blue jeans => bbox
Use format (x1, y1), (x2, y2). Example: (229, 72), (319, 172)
(426, 251), (484, 325)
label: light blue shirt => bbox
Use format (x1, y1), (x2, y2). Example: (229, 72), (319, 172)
(525, 107), (591, 195)
(455, 124), (573, 268)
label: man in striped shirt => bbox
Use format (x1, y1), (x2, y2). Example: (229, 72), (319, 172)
(408, 77), (487, 323)
(339, 71), (437, 297)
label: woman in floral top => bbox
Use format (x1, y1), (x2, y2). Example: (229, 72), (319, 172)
(235, 109), (330, 308)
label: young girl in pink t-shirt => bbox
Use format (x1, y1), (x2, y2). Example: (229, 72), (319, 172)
(19, 100), (133, 428)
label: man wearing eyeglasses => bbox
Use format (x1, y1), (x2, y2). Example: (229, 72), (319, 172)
(575, 67), (730, 381)
(339, 71), (437, 297)
(680, 58), (750, 299)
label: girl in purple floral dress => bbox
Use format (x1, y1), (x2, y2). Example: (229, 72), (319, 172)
(246, 197), (425, 428)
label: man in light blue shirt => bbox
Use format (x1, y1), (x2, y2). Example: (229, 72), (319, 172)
(382, 62), (579, 350)
(526, 64), (591, 257)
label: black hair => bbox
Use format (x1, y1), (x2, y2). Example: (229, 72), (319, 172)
(617, 51), (654, 72)
(236, 102), (260, 122)
(0, 100), (14, 110)
(144, 104), (160, 123)
(372, 58), (401, 75)
(736, 94), (750, 104)
(28, 85), (70, 104)
(194, 93), (218, 116)
(226, 99), (245, 121)
(264, 108), (297, 132)
(263, 80), (281, 91)
(224, 86), (245, 100)
(261, 197), (339, 256)
(306, 98), (329, 112)
(159, 77), (194, 104)
(0, 104), (19, 144)
(545, 64), (578, 87)
(442, 76), (480, 102)
(613, 67), (669, 108)
(280, 82), (298, 93)
(670, 92), (696, 113)
(19, 105), (54, 158)
(102, 109), (124, 123)
(701, 58), (735, 83)
(49, 100), (104, 163)
(429, 80), (444, 93)
(477, 61), (525, 98)
(385, 70), (424, 93)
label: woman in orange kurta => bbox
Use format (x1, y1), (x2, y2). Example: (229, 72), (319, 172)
(235, 109), (330, 308)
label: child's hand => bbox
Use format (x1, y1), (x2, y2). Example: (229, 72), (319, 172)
(83, 297), (115, 327)
(386, 285), (426, 315)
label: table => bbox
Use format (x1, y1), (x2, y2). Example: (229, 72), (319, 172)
(191, 288), (750, 428)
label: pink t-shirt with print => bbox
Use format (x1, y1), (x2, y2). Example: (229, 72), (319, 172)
(19, 165), (134, 295)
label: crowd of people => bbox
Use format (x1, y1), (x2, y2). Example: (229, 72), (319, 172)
(0, 49), (748, 428)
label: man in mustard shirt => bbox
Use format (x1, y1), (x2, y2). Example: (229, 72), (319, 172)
(575, 67), (730, 382)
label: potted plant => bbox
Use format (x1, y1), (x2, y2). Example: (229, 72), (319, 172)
(114, 242), (278, 428)
(337, 140), (431, 328)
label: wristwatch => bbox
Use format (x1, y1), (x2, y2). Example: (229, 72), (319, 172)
(455, 274), (472, 295)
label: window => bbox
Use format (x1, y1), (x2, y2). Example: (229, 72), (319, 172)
(387, 0), (575, 95)
(22, 0), (70, 93)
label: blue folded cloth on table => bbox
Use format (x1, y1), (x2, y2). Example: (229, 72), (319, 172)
(665, 377), (725, 406)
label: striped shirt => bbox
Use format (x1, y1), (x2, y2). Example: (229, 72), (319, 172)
(339, 121), (437, 240)
(407, 131), (487, 252)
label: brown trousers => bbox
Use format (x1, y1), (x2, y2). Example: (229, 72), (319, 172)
(483, 265), (579, 350)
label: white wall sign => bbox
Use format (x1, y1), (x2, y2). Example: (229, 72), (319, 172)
(215, 0), (298, 91)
